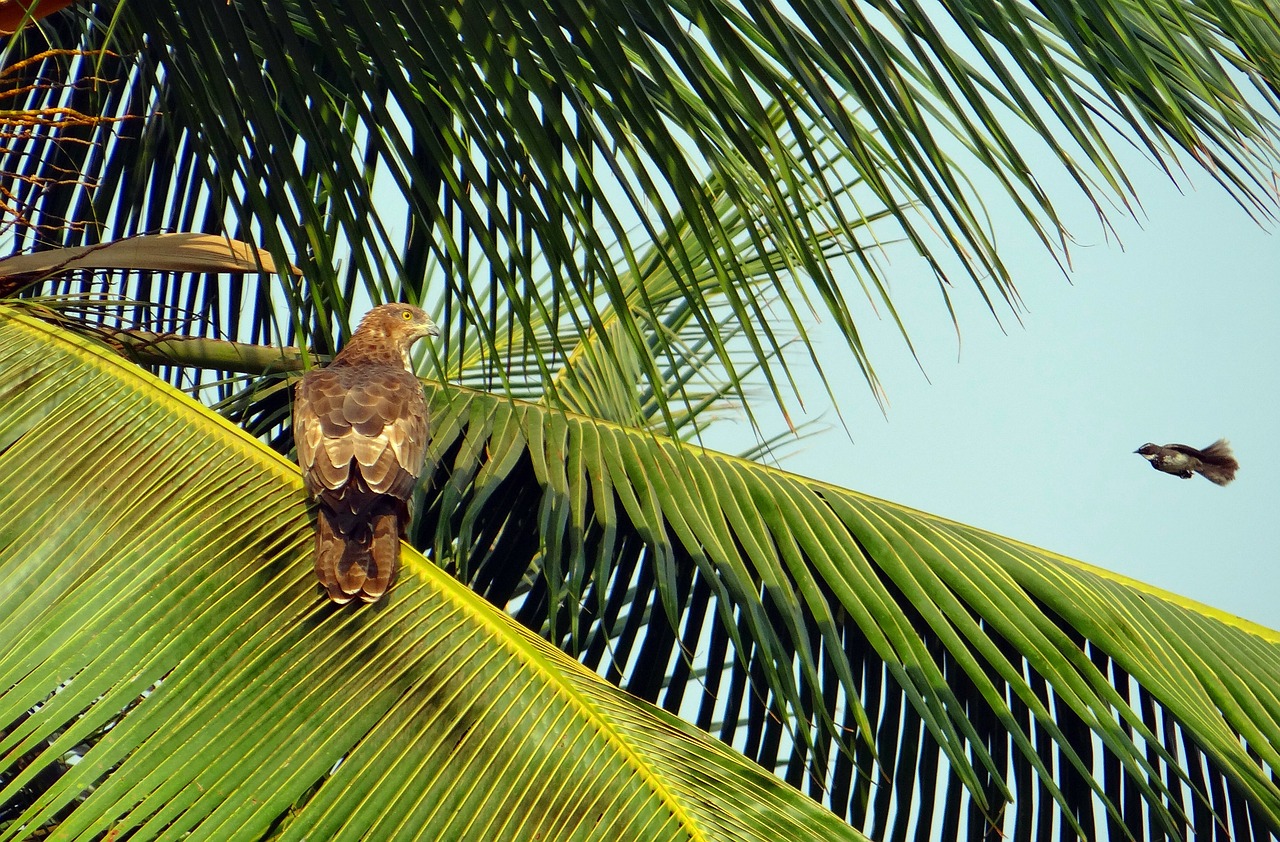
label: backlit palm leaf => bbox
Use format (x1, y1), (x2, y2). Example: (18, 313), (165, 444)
(0, 305), (864, 842)
(419, 367), (1280, 838)
(4, 281), (1279, 839)
(5, 0), (1279, 423)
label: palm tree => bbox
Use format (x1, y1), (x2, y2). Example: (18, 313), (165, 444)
(1, 1), (1277, 839)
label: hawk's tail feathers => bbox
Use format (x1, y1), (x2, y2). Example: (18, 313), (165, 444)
(1197, 439), (1239, 486)
(362, 508), (400, 603)
(314, 505), (401, 604)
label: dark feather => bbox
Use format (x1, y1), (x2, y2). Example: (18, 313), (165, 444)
(1195, 439), (1239, 486)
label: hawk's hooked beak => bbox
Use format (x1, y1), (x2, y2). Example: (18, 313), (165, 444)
(423, 319), (440, 338)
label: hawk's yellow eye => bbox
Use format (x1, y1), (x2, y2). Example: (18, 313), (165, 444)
(402, 310), (413, 320)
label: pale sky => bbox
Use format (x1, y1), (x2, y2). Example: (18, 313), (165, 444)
(718, 147), (1280, 630)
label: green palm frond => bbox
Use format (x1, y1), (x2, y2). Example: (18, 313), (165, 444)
(417, 374), (1280, 839)
(6, 298), (1279, 839)
(6, 0), (1280, 428)
(0, 306), (864, 842)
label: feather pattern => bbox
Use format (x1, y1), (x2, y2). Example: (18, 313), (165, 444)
(1192, 439), (1239, 486)
(293, 304), (438, 603)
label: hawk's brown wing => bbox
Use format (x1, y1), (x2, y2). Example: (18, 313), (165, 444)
(294, 363), (428, 603)
(294, 363), (428, 506)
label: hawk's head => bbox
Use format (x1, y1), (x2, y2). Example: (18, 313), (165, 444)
(343, 303), (440, 368)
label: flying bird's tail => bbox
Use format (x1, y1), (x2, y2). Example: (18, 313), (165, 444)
(1195, 439), (1239, 486)
(314, 501), (402, 603)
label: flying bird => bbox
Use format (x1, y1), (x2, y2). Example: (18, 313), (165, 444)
(1135, 439), (1238, 486)
(293, 304), (439, 603)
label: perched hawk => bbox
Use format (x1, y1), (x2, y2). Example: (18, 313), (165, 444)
(293, 304), (439, 603)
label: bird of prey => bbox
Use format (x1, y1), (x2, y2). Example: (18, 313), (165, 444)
(293, 304), (439, 603)
(1135, 439), (1238, 486)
